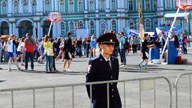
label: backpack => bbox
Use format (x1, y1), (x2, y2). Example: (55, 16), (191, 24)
(176, 56), (183, 64)
(123, 37), (129, 49)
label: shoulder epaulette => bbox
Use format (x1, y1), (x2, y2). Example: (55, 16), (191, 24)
(111, 56), (118, 59)
(91, 55), (100, 61)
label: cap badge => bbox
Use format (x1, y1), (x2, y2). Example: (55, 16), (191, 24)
(110, 39), (113, 42)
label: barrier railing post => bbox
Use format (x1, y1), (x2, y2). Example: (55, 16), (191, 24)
(53, 87), (55, 108)
(33, 89), (35, 108)
(124, 81), (126, 108)
(189, 75), (191, 108)
(107, 83), (109, 108)
(139, 80), (141, 108)
(11, 91), (14, 108)
(90, 84), (93, 108)
(72, 86), (74, 108)
(154, 80), (156, 108)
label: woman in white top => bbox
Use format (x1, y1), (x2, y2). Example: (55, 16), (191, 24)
(56, 38), (65, 61)
(17, 37), (25, 66)
(7, 35), (21, 71)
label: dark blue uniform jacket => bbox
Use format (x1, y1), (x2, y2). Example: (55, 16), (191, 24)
(86, 54), (122, 108)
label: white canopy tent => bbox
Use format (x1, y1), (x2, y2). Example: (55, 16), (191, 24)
(164, 13), (189, 20)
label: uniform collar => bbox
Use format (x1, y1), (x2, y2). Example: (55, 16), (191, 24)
(101, 54), (111, 62)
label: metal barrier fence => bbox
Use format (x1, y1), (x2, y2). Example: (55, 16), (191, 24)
(0, 76), (172, 108)
(175, 72), (192, 108)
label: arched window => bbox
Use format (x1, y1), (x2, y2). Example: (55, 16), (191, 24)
(59, 0), (65, 13)
(111, 0), (117, 11)
(111, 20), (116, 33)
(79, 21), (84, 29)
(32, 0), (37, 14)
(145, 19), (151, 32)
(2, 1), (7, 15)
(23, 0), (28, 14)
(44, 0), (51, 14)
(90, 21), (95, 35)
(89, 0), (94, 12)
(13, 0), (19, 14)
(99, 0), (105, 12)
(69, 0), (74, 13)
(166, 0), (171, 9)
(100, 23), (106, 34)
(78, 0), (84, 13)
(69, 21), (75, 36)
(61, 22), (65, 37)
(128, 0), (133, 11)
(145, 0), (150, 10)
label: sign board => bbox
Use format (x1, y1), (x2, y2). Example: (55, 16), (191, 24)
(124, 28), (140, 38)
(76, 29), (89, 39)
(157, 26), (184, 36)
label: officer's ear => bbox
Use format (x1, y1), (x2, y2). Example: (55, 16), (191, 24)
(99, 44), (103, 49)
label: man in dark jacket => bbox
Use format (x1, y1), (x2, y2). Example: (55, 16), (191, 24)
(62, 32), (73, 72)
(86, 33), (122, 108)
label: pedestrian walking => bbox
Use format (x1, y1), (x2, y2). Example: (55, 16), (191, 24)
(24, 33), (35, 71)
(86, 33), (122, 108)
(89, 35), (96, 58)
(7, 34), (21, 71)
(63, 32), (73, 72)
(139, 33), (154, 69)
(118, 32), (126, 67)
(43, 35), (54, 73)
(17, 37), (25, 66)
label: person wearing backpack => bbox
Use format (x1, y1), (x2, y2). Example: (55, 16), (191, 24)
(118, 32), (126, 67)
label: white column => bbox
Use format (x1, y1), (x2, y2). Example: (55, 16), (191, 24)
(8, 0), (13, 17)
(117, 18), (121, 33)
(33, 22), (37, 38)
(37, 0), (43, 15)
(84, 0), (88, 13)
(28, 0), (32, 14)
(96, 19), (99, 38)
(55, 0), (58, 12)
(85, 15), (88, 29)
(9, 23), (13, 35)
(19, 0), (23, 14)
(38, 22), (42, 40)
(53, 23), (57, 38)
(15, 27), (19, 38)
(95, 0), (99, 13)
(52, 0), (55, 11)
(13, 23), (16, 35)
(105, 0), (110, 12)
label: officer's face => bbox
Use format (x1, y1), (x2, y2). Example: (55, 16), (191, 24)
(100, 44), (114, 55)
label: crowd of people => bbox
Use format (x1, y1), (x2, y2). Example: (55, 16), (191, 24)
(0, 30), (191, 72)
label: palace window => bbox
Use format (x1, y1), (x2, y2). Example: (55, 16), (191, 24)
(23, 0), (28, 14)
(153, 0), (157, 10)
(90, 21), (95, 35)
(61, 22), (65, 37)
(78, 0), (84, 13)
(99, 0), (105, 12)
(59, 0), (65, 13)
(69, 21), (75, 36)
(111, 20), (116, 33)
(145, 0), (150, 10)
(44, 0), (51, 14)
(79, 21), (84, 29)
(32, 0), (37, 14)
(13, 0), (19, 14)
(128, 0), (133, 11)
(166, 0), (171, 9)
(111, 0), (117, 11)
(101, 23), (106, 34)
(89, 0), (94, 12)
(136, 0), (143, 10)
(145, 19), (151, 32)
(69, 0), (74, 13)
(1, 1), (7, 15)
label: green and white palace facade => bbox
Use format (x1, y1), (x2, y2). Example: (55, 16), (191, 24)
(0, 0), (191, 39)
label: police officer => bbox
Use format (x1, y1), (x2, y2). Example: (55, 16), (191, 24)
(86, 33), (122, 108)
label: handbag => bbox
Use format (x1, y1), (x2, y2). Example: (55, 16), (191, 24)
(47, 42), (54, 56)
